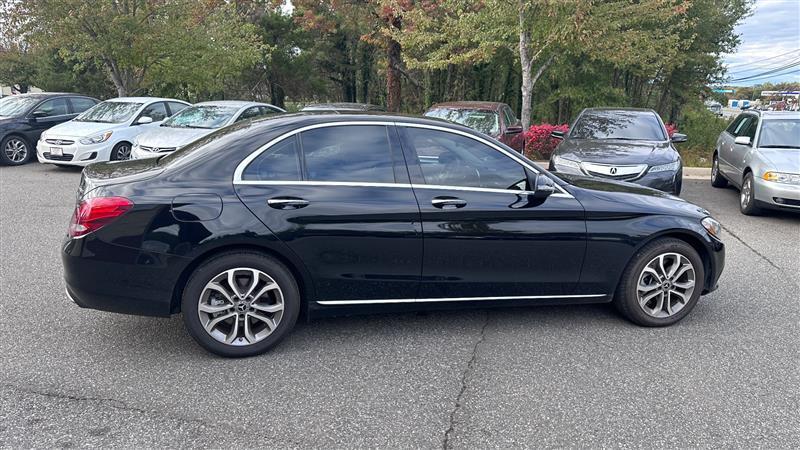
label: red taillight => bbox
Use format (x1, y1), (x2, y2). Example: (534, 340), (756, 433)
(68, 196), (133, 238)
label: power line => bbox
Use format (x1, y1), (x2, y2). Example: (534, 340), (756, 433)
(729, 56), (800, 76)
(730, 67), (800, 83)
(729, 60), (800, 82)
(725, 48), (800, 69)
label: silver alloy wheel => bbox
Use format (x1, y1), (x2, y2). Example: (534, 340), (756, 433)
(115, 144), (131, 160)
(711, 157), (718, 180)
(741, 176), (752, 208)
(4, 138), (28, 163)
(197, 267), (285, 346)
(636, 252), (696, 318)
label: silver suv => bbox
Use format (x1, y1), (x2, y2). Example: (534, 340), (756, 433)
(711, 111), (800, 215)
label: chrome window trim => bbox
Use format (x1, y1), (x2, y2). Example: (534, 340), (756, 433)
(316, 293), (606, 306)
(232, 120), (573, 197)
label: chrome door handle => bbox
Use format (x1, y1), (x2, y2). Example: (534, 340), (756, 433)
(431, 197), (467, 209)
(267, 198), (309, 209)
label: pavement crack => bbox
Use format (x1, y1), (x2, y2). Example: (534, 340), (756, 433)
(721, 223), (784, 273)
(443, 312), (490, 450)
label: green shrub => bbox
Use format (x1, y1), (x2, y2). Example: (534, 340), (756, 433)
(676, 107), (731, 167)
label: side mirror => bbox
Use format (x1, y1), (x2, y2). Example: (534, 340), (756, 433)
(531, 173), (556, 200)
(671, 132), (687, 143)
(505, 125), (523, 135)
(550, 130), (565, 140)
(734, 136), (751, 146)
(136, 116), (154, 125)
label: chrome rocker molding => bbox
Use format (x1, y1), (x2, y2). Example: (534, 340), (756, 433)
(316, 293), (607, 306)
(232, 120), (573, 198)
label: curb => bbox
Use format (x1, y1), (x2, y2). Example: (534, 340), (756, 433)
(534, 161), (711, 180)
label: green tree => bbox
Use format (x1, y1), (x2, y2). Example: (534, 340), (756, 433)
(2, 0), (262, 97)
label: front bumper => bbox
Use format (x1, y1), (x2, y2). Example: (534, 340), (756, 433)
(754, 177), (800, 210)
(551, 159), (681, 194)
(37, 139), (113, 166)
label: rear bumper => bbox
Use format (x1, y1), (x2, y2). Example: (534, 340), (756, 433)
(63, 235), (190, 317)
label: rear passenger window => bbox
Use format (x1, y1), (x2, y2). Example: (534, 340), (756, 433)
(70, 97), (97, 113)
(301, 125), (395, 183)
(167, 102), (188, 116)
(242, 136), (301, 181)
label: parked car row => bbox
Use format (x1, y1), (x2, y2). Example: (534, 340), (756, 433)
(0, 93), (285, 167)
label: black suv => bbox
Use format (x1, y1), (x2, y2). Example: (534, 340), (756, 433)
(0, 93), (99, 165)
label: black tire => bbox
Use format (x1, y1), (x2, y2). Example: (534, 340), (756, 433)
(110, 141), (132, 161)
(710, 153), (728, 188)
(739, 172), (762, 216)
(672, 175), (682, 196)
(613, 238), (705, 327)
(0, 135), (32, 166)
(181, 252), (300, 357)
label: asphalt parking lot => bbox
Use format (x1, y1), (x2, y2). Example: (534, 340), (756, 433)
(1, 163), (798, 448)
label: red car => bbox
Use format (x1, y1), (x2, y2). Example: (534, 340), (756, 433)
(424, 101), (525, 153)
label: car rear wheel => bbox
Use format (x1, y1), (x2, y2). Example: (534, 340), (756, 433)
(182, 252), (300, 357)
(613, 238), (704, 327)
(710, 153), (728, 188)
(740, 172), (761, 216)
(0, 136), (31, 166)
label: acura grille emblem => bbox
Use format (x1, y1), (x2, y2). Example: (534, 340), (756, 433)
(610, 167), (618, 175)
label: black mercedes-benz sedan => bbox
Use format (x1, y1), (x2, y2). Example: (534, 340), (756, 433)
(549, 108), (687, 195)
(63, 114), (724, 357)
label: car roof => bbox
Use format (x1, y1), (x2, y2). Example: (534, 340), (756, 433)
(106, 97), (187, 103)
(301, 102), (385, 111)
(749, 110), (800, 119)
(2, 92), (96, 99)
(429, 101), (505, 111)
(582, 107), (656, 114)
(193, 100), (267, 109)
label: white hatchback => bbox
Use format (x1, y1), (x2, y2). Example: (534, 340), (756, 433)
(37, 97), (190, 166)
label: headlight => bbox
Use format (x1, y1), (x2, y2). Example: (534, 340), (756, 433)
(649, 160), (681, 173)
(552, 155), (583, 174)
(701, 217), (722, 240)
(763, 171), (800, 185)
(79, 131), (113, 145)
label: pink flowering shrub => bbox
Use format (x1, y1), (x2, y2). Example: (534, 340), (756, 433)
(524, 123), (569, 159)
(665, 122), (678, 137)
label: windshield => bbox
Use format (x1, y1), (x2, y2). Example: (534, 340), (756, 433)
(425, 108), (500, 136)
(570, 111), (666, 141)
(75, 101), (143, 124)
(0, 96), (41, 118)
(758, 119), (800, 148)
(162, 105), (238, 129)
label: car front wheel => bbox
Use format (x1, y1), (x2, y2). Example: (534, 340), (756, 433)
(0, 136), (32, 166)
(110, 142), (132, 161)
(182, 252), (300, 357)
(614, 238), (705, 327)
(740, 172), (762, 215)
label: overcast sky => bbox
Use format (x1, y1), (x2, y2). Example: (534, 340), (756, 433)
(721, 0), (800, 86)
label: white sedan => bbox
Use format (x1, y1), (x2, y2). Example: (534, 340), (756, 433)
(131, 101), (284, 160)
(37, 97), (190, 166)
